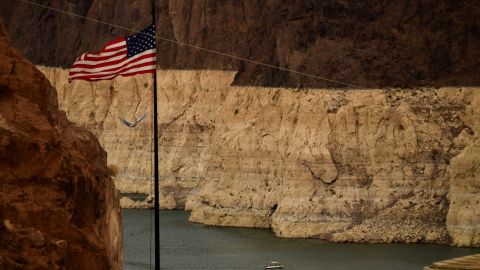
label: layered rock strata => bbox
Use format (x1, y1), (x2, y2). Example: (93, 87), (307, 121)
(0, 22), (122, 269)
(2, 1), (480, 88)
(38, 68), (220, 211)
(446, 90), (480, 247)
(39, 67), (479, 246)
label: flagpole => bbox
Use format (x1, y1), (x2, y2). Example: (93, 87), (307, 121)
(151, 0), (160, 269)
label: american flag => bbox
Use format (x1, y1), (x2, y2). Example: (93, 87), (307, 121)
(69, 24), (156, 82)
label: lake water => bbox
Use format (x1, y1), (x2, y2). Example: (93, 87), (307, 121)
(123, 209), (479, 270)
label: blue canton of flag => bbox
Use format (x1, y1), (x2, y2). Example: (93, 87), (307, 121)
(126, 24), (157, 58)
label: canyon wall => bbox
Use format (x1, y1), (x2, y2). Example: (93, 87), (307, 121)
(1, 0), (479, 247)
(0, 23), (122, 269)
(39, 67), (480, 246)
(446, 91), (480, 247)
(38, 68), (222, 210)
(1, 0), (480, 88)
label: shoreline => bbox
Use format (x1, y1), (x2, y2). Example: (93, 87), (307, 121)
(121, 204), (476, 248)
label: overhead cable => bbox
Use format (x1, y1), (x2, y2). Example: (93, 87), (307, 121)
(17, 0), (364, 89)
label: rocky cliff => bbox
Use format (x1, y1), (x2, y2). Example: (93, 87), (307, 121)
(0, 22), (122, 269)
(38, 67), (216, 209)
(1, 0), (480, 88)
(1, 0), (480, 247)
(38, 66), (480, 247)
(446, 92), (480, 247)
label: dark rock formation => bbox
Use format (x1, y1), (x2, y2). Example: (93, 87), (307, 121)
(0, 20), (122, 270)
(1, 0), (480, 88)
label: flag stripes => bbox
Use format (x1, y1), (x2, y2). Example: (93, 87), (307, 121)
(69, 24), (156, 82)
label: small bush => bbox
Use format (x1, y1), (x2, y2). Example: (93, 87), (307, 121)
(107, 164), (120, 177)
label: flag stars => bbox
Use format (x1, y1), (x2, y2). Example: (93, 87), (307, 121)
(126, 24), (156, 58)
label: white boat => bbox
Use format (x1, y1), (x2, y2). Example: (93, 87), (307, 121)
(265, 261), (284, 269)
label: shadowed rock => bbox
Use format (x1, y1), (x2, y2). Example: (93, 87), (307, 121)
(0, 20), (122, 270)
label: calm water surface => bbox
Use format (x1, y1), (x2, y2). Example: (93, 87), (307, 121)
(123, 209), (479, 270)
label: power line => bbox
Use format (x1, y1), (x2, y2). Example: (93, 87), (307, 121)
(16, 0), (363, 89)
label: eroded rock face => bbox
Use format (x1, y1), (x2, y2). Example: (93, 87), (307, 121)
(188, 84), (479, 246)
(0, 22), (122, 269)
(446, 90), (480, 247)
(38, 68), (223, 211)
(38, 67), (480, 246)
(1, 1), (480, 88)
(38, 67), (156, 194)
(188, 87), (464, 242)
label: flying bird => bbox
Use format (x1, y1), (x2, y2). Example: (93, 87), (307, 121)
(119, 112), (149, 128)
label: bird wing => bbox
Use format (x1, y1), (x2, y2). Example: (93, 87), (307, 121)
(119, 117), (134, 127)
(133, 112), (149, 125)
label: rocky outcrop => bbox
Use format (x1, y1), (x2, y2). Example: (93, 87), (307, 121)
(186, 86), (467, 243)
(0, 22), (122, 269)
(120, 196), (153, 209)
(187, 83), (479, 246)
(446, 90), (480, 247)
(1, 1), (480, 88)
(37, 65), (480, 246)
(38, 67), (155, 194)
